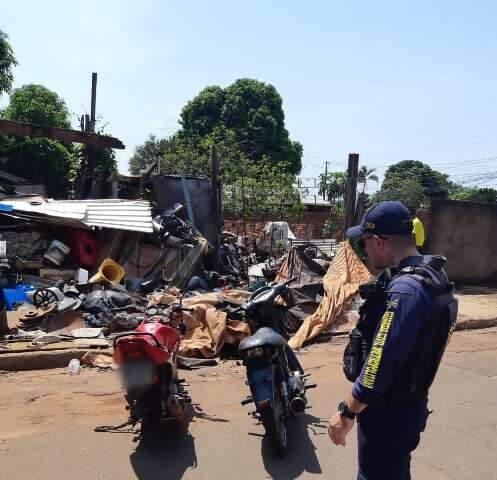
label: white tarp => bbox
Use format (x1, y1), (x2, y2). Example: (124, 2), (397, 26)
(259, 221), (296, 253)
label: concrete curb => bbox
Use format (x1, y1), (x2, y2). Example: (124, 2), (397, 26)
(0, 349), (88, 371)
(1, 318), (496, 372)
(455, 317), (497, 331)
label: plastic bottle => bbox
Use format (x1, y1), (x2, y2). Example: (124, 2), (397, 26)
(67, 358), (81, 375)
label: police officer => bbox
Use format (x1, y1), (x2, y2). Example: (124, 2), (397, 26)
(328, 200), (457, 480)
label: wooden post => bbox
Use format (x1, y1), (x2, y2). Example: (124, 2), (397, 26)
(90, 72), (97, 133)
(210, 144), (221, 248)
(345, 153), (359, 230)
(86, 73), (98, 196)
(323, 160), (329, 200)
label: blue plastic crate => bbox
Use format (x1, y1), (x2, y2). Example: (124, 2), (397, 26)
(2, 284), (34, 310)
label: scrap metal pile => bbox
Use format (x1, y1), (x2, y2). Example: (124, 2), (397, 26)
(0, 187), (370, 363)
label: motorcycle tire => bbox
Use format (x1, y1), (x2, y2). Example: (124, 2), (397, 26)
(260, 383), (288, 457)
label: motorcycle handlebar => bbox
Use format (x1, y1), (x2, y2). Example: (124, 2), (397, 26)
(171, 305), (194, 313)
(230, 305), (244, 314)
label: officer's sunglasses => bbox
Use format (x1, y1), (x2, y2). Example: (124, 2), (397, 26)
(357, 234), (386, 250)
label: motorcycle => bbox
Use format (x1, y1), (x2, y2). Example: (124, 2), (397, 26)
(112, 304), (193, 433)
(230, 277), (317, 456)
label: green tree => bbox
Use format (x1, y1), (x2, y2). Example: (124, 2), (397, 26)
(449, 186), (497, 203)
(372, 177), (427, 211)
(319, 171), (347, 213)
(318, 171), (347, 238)
(178, 78), (302, 174)
(0, 30), (17, 96)
(129, 134), (175, 175)
(2, 84), (71, 127)
(357, 165), (379, 193)
(382, 160), (450, 199)
(222, 155), (302, 220)
(0, 84), (73, 197)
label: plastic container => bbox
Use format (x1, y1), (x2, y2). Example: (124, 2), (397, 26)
(67, 358), (81, 375)
(44, 240), (70, 266)
(89, 258), (126, 285)
(74, 268), (89, 284)
(67, 230), (98, 269)
(2, 284), (34, 310)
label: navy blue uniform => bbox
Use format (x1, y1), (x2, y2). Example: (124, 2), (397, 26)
(352, 256), (441, 480)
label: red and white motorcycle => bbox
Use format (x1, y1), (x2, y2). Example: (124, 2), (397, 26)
(112, 305), (193, 431)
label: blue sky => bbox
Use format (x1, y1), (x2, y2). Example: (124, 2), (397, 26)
(2, 0), (497, 190)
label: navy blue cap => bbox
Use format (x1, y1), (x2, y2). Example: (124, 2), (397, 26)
(346, 201), (413, 239)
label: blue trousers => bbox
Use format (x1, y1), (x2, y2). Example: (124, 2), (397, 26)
(357, 400), (429, 480)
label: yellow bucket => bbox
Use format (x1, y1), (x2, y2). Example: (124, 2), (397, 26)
(89, 258), (126, 285)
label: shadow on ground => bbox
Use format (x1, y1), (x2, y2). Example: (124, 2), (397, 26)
(260, 413), (324, 479)
(130, 421), (197, 480)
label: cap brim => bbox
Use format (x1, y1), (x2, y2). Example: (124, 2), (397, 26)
(346, 224), (363, 239)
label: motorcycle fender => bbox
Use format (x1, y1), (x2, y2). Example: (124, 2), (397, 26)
(247, 365), (274, 408)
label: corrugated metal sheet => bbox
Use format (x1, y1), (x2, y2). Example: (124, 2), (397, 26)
(289, 239), (338, 257)
(0, 196), (154, 233)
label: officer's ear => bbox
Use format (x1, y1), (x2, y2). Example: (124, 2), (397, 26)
(374, 235), (388, 250)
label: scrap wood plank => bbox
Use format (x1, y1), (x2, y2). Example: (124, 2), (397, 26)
(0, 119), (125, 149)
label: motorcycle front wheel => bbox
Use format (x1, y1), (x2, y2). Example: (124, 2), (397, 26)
(260, 383), (288, 457)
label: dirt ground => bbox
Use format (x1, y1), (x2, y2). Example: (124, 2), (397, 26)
(1, 328), (497, 479)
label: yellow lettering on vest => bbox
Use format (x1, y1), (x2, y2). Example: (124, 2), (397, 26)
(362, 311), (394, 389)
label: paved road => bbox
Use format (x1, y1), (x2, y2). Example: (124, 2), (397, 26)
(1, 328), (496, 479)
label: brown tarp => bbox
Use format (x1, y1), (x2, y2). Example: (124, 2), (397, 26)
(148, 290), (251, 359)
(288, 242), (372, 349)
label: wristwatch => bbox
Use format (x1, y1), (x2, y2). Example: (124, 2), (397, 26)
(338, 401), (356, 419)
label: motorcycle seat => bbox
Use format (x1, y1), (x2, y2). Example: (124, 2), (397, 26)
(239, 327), (287, 352)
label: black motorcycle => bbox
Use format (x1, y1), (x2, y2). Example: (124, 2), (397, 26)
(229, 277), (317, 456)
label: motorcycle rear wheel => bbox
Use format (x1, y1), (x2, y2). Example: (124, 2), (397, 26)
(260, 384), (288, 457)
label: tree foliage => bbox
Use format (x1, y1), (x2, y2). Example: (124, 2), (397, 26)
(128, 79), (303, 218)
(179, 79), (302, 174)
(130, 78), (303, 178)
(357, 165), (378, 193)
(0, 84), (73, 197)
(222, 155), (302, 220)
(372, 177), (428, 211)
(2, 84), (71, 127)
(0, 30), (17, 97)
(382, 160), (450, 199)
(129, 134), (175, 175)
(449, 186), (497, 203)
(319, 171), (347, 213)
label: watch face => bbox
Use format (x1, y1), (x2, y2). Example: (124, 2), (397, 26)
(338, 401), (346, 414)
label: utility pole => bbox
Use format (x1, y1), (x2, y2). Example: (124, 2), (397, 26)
(78, 72), (100, 198)
(210, 144), (221, 249)
(345, 153), (359, 230)
(90, 72), (97, 133)
(323, 161), (329, 200)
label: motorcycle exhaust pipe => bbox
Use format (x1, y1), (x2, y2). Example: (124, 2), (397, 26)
(289, 395), (307, 414)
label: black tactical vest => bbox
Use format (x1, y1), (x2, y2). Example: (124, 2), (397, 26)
(343, 256), (458, 401)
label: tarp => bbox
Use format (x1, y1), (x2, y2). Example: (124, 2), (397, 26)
(148, 290), (251, 359)
(274, 247), (327, 335)
(288, 242), (372, 349)
(259, 221), (296, 253)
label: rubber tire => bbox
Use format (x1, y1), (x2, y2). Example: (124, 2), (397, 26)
(260, 385), (288, 457)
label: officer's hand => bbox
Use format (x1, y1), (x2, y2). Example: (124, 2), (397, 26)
(328, 412), (355, 446)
